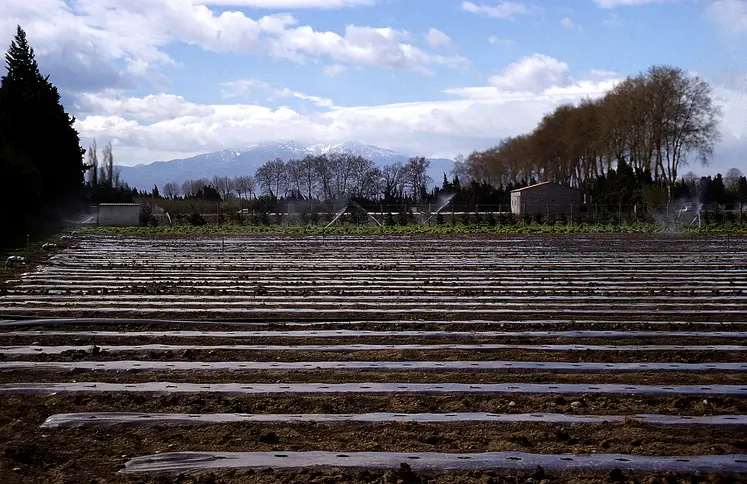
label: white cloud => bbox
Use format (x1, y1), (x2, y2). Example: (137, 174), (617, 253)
(487, 54), (573, 93)
(323, 64), (347, 76)
(0, 0), (461, 95)
(71, 55), (621, 162)
(584, 69), (620, 81)
(706, 0), (747, 34)
(267, 25), (467, 72)
(220, 78), (337, 108)
(425, 28), (453, 49)
(488, 36), (514, 46)
(75, 92), (214, 122)
(594, 0), (681, 7)
(194, 0), (375, 7)
(220, 79), (275, 99)
(602, 13), (623, 25)
(461, 1), (538, 18)
(560, 16), (582, 32)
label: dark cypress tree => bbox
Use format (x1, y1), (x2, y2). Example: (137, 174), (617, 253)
(0, 26), (85, 212)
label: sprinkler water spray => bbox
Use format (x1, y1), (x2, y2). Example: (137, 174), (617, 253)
(325, 205), (348, 229)
(423, 194), (455, 225)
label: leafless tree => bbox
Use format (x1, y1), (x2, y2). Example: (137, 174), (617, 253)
(312, 155), (334, 199)
(162, 182), (180, 199)
(450, 155), (470, 185)
(233, 175), (256, 201)
(380, 163), (407, 202)
(255, 158), (287, 197)
(645, 66), (721, 200)
(461, 64), (722, 201)
(101, 141), (114, 189)
(405, 156), (432, 203)
(181, 178), (208, 198)
(86, 139), (98, 186)
(724, 168), (743, 192)
(212, 176), (234, 200)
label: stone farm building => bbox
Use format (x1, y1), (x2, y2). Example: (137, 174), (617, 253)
(510, 182), (582, 217)
(97, 203), (141, 226)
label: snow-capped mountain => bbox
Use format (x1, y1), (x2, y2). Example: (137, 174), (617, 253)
(305, 141), (402, 161)
(118, 141), (455, 191)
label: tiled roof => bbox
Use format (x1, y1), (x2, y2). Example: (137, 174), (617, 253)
(510, 181), (552, 193)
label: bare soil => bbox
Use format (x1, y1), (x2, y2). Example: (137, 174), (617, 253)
(10, 347), (747, 363)
(2, 234), (747, 483)
(2, 394), (747, 483)
(1, 369), (746, 386)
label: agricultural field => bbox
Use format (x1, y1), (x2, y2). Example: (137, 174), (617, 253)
(1, 233), (747, 483)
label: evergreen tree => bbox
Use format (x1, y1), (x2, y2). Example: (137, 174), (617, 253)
(0, 26), (85, 209)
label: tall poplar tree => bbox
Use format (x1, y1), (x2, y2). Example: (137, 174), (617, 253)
(0, 26), (85, 207)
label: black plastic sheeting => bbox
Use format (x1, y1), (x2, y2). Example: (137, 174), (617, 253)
(120, 451), (747, 474)
(1, 318), (744, 328)
(3, 343), (745, 355)
(4, 360), (746, 373)
(3, 308), (747, 316)
(3, 382), (747, 396)
(6, 330), (747, 339)
(41, 412), (747, 429)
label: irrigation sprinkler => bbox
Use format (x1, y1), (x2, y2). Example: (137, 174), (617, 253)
(422, 194), (455, 225)
(348, 200), (382, 227)
(324, 205), (348, 229)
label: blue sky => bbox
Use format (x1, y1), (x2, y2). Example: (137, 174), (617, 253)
(1, 0), (746, 175)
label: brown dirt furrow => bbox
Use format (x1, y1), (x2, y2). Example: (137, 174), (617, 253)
(2, 309), (746, 322)
(5, 321), (747, 332)
(2, 402), (747, 482)
(2, 393), (745, 419)
(1, 369), (746, 386)
(4, 335), (746, 346)
(8, 348), (747, 363)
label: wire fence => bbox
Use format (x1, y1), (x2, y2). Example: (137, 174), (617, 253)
(163, 202), (746, 227)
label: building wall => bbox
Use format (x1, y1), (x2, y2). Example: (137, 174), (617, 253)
(98, 205), (141, 226)
(511, 184), (582, 216)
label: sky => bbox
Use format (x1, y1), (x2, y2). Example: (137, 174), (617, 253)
(1, 0), (746, 175)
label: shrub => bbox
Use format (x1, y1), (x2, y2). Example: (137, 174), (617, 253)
(396, 210), (409, 226)
(187, 211), (207, 226)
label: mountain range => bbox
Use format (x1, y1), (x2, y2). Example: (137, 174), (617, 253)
(118, 141), (456, 192)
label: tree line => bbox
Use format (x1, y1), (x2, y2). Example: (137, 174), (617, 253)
(457, 65), (724, 203)
(162, 154), (435, 205)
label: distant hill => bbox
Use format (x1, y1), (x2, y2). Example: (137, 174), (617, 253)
(118, 141), (455, 191)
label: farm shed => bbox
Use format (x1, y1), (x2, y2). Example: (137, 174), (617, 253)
(510, 182), (581, 217)
(97, 203), (142, 226)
